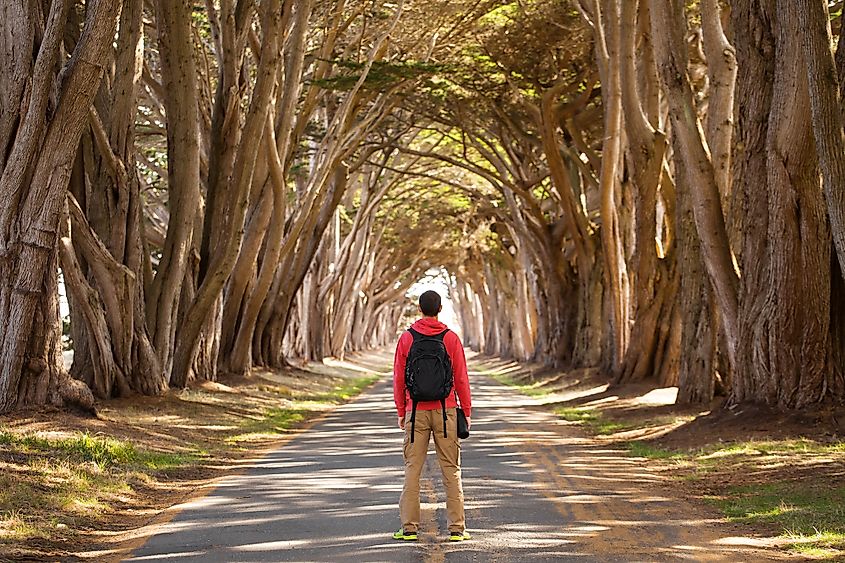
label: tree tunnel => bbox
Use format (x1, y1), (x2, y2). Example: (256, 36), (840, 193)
(3, 0), (845, 415)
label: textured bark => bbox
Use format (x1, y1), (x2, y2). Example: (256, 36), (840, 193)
(538, 81), (594, 269)
(730, 0), (776, 403)
(797, 0), (845, 284)
(674, 157), (717, 404)
(200, 0), (255, 284)
(67, 0), (165, 397)
(147, 0), (202, 377)
(227, 0), (314, 373)
(701, 0), (736, 206)
(592, 0), (628, 371)
(172, 0), (286, 386)
(650, 0), (739, 371)
(59, 230), (130, 399)
(615, 0), (675, 384)
(220, 184), (273, 357)
(0, 2), (34, 172)
(731, 0), (833, 408)
(0, 0), (121, 413)
(256, 168), (347, 367)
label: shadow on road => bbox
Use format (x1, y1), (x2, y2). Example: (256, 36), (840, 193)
(126, 350), (786, 562)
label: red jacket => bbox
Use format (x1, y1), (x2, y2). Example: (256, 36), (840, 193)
(393, 317), (471, 418)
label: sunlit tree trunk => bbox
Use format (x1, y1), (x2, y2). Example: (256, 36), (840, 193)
(730, 0), (833, 408)
(0, 0), (121, 413)
(650, 0), (739, 372)
(615, 0), (678, 385)
(146, 0), (202, 380)
(582, 0), (629, 372)
(64, 0), (165, 399)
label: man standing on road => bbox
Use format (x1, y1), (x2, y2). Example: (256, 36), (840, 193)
(392, 290), (472, 542)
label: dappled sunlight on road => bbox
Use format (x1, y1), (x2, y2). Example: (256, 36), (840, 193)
(126, 351), (785, 562)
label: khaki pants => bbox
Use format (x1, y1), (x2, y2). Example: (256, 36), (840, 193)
(400, 408), (465, 533)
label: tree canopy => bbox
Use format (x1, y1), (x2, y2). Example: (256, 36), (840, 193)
(1, 0), (845, 414)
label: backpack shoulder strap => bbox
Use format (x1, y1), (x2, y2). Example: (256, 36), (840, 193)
(408, 327), (421, 340)
(433, 329), (449, 341)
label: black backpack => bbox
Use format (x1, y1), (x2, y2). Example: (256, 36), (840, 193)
(404, 327), (453, 443)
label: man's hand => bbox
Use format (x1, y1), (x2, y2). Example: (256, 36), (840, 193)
(466, 417), (471, 430)
(398, 415), (405, 430)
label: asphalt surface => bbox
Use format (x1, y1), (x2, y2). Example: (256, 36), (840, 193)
(126, 356), (781, 562)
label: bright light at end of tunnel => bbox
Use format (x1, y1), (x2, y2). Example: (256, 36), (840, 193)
(407, 268), (461, 339)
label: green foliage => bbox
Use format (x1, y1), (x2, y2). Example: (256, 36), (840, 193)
(190, 5), (213, 39)
(312, 59), (448, 92)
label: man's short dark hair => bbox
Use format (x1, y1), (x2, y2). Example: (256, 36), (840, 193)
(419, 290), (441, 317)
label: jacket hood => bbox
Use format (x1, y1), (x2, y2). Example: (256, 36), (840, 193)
(410, 317), (449, 336)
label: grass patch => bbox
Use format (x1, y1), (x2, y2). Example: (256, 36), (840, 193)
(626, 438), (845, 558)
(495, 357), (845, 559)
(0, 431), (136, 467)
(711, 482), (845, 557)
(226, 409), (308, 444)
(228, 374), (378, 444)
(553, 407), (642, 435)
(698, 438), (845, 458)
(0, 431), (198, 470)
(628, 438), (845, 463)
(297, 374), (379, 403)
(488, 373), (553, 397)
(555, 406), (599, 423)
(0, 510), (48, 542)
(627, 441), (686, 460)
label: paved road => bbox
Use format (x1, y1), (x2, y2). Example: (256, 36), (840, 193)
(127, 356), (782, 562)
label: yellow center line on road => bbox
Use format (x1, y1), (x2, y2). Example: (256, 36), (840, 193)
(419, 455), (446, 562)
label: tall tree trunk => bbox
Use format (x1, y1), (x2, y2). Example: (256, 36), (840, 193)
(255, 166), (348, 368)
(171, 0), (285, 386)
(227, 1), (314, 372)
(701, 0), (737, 206)
(66, 0), (165, 398)
(615, 0), (677, 384)
(731, 0), (834, 408)
(797, 0), (845, 283)
(650, 0), (739, 371)
(674, 157), (718, 404)
(0, 0), (121, 413)
(730, 0), (776, 404)
(591, 0), (629, 372)
(147, 0), (202, 377)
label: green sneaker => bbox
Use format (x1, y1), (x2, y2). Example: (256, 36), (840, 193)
(449, 530), (472, 542)
(392, 528), (418, 541)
